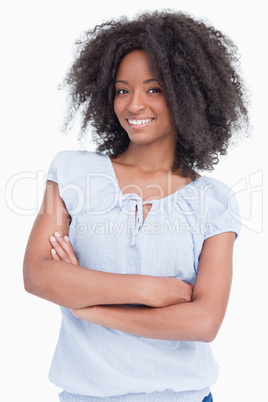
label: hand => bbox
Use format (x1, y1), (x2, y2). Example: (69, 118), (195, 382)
(49, 232), (79, 266)
(146, 276), (194, 307)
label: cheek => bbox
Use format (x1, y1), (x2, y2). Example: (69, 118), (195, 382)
(156, 103), (172, 125)
(159, 100), (173, 125)
(153, 98), (169, 114)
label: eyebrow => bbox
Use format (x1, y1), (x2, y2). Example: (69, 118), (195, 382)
(115, 78), (158, 85)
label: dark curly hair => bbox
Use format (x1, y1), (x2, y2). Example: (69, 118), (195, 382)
(61, 10), (249, 174)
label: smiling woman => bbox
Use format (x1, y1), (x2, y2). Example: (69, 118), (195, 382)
(23, 10), (248, 402)
(114, 50), (176, 149)
(60, 11), (248, 175)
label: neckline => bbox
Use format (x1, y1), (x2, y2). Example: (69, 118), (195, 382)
(106, 155), (204, 203)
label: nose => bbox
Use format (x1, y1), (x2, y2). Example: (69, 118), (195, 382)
(127, 91), (146, 113)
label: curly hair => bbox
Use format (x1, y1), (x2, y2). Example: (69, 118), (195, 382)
(61, 10), (249, 174)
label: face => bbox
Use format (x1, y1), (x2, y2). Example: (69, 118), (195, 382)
(114, 50), (176, 147)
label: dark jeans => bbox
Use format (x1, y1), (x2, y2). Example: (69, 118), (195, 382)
(202, 393), (213, 402)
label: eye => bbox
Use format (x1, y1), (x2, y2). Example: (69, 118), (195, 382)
(116, 88), (129, 95)
(148, 88), (162, 94)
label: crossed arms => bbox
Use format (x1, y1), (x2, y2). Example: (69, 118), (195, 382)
(23, 181), (236, 342)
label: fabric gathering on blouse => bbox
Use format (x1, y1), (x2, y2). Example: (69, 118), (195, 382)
(46, 150), (241, 401)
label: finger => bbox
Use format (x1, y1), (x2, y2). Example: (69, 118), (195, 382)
(50, 235), (71, 263)
(53, 232), (79, 265)
(70, 307), (91, 321)
(51, 248), (60, 260)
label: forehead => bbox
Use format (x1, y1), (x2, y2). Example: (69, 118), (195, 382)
(116, 50), (153, 78)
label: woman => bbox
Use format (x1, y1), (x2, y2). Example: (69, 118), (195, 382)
(23, 11), (248, 402)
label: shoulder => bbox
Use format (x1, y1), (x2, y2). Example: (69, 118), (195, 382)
(195, 175), (234, 200)
(191, 175), (239, 215)
(49, 150), (107, 166)
(46, 150), (116, 214)
(47, 150), (109, 180)
(46, 150), (112, 189)
(191, 176), (241, 239)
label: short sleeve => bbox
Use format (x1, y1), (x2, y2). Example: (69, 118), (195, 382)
(46, 152), (61, 184)
(44, 150), (118, 217)
(45, 151), (81, 215)
(46, 150), (76, 186)
(203, 179), (242, 240)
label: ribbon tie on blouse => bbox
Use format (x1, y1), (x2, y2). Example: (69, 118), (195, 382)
(118, 193), (153, 246)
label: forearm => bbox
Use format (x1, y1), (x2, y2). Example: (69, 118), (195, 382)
(24, 258), (192, 309)
(71, 301), (218, 342)
(24, 259), (150, 309)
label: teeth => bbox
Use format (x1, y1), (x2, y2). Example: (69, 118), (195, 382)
(128, 118), (153, 126)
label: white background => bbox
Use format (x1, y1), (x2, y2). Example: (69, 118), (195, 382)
(1, 0), (267, 401)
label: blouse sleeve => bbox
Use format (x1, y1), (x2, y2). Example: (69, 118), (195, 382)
(203, 178), (242, 240)
(45, 151), (79, 215)
(46, 152), (64, 185)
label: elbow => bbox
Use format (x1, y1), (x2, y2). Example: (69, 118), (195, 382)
(198, 316), (222, 343)
(23, 264), (38, 296)
(23, 259), (34, 294)
(23, 273), (37, 296)
(201, 326), (219, 343)
(23, 258), (48, 297)
(189, 299), (224, 343)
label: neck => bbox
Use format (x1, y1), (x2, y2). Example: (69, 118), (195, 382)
(118, 140), (177, 172)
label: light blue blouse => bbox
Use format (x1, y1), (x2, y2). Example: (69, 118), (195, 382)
(46, 150), (241, 400)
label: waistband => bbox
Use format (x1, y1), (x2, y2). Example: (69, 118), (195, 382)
(59, 388), (210, 402)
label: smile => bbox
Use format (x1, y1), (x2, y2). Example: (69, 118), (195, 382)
(127, 118), (154, 126)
